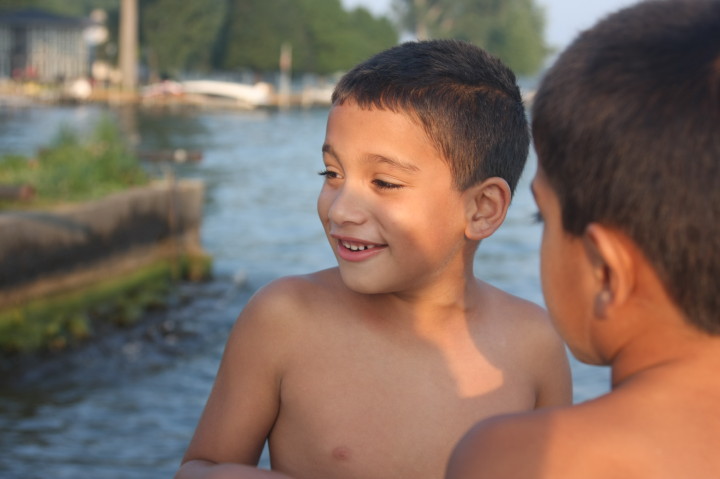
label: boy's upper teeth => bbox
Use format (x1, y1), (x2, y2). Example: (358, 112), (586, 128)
(342, 241), (376, 251)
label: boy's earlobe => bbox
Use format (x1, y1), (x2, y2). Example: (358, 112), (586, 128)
(464, 178), (512, 241)
(593, 289), (613, 319)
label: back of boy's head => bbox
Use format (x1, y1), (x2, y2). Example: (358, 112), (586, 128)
(532, 0), (720, 333)
(332, 39), (529, 194)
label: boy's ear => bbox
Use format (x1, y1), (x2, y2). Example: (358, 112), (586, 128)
(463, 177), (512, 241)
(582, 223), (635, 318)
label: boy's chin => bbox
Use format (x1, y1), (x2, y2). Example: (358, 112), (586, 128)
(337, 268), (395, 296)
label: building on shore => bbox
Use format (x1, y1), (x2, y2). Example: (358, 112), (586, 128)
(0, 9), (91, 83)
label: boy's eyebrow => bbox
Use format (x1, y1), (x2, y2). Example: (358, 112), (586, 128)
(370, 154), (420, 173)
(322, 144), (420, 173)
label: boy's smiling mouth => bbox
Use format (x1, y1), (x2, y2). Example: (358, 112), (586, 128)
(333, 236), (387, 261)
(341, 240), (377, 252)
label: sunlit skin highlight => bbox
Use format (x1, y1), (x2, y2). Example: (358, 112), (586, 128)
(318, 101), (473, 298)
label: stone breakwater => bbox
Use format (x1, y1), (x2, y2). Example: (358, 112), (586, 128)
(0, 179), (210, 352)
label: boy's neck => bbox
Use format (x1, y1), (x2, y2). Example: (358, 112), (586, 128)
(599, 252), (717, 389)
(610, 322), (720, 389)
(364, 275), (486, 333)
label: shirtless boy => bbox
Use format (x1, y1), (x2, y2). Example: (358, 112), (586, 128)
(447, 2), (720, 478)
(176, 39), (571, 479)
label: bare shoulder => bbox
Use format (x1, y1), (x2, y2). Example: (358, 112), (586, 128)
(451, 356), (720, 478)
(477, 279), (548, 323)
(238, 268), (343, 325)
(222, 269), (343, 360)
(180, 269), (348, 467)
(446, 408), (558, 479)
(476, 280), (564, 352)
(474, 280), (572, 406)
(449, 375), (720, 479)
(447, 404), (611, 479)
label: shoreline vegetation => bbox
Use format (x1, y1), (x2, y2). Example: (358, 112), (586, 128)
(0, 120), (211, 354)
(0, 118), (149, 209)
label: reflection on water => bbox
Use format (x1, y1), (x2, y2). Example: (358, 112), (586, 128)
(0, 104), (609, 478)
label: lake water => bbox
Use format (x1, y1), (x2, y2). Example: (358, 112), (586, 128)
(0, 104), (610, 478)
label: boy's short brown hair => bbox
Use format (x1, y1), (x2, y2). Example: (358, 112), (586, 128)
(332, 39), (529, 193)
(532, 0), (720, 333)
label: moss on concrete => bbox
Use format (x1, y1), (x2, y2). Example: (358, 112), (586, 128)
(0, 252), (212, 354)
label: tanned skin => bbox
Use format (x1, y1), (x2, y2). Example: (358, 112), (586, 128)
(447, 169), (720, 479)
(176, 103), (571, 479)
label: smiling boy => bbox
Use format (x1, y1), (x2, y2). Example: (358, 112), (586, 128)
(176, 39), (571, 479)
(446, 2), (720, 478)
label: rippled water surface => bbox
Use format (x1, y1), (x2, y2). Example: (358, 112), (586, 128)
(0, 104), (610, 478)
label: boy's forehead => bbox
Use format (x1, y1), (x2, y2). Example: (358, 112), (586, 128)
(324, 103), (453, 174)
(327, 102), (442, 154)
(329, 100), (420, 123)
(322, 141), (421, 174)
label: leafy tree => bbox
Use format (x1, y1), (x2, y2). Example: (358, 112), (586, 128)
(140, 0), (226, 77)
(343, 7), (399, 67)
(0, 0), (399, 77)
(392, 0), (548, 75)
(220, 0), (306, 73)
(220, 0), (398, 75)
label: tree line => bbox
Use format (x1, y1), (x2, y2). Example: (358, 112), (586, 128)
(0, 0), (548, 78)
(393, 0), (549, 75)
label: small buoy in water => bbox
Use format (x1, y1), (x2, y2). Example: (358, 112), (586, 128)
(233, 270), (248, 287)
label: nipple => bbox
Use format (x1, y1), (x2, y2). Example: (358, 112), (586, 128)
(332, 446), (352, 461)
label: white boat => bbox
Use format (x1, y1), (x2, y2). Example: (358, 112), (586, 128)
(180, 80), (273, 108)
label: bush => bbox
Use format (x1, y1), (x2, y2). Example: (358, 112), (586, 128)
(0, 118), (149, 208)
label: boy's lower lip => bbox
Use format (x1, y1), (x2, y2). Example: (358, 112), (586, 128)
(335, 241), (385, 262)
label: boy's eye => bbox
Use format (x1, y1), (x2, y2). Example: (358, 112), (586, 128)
(373, 179), (403, 190)
(318, 169), (339, 179)
(532, 211), (544, 223)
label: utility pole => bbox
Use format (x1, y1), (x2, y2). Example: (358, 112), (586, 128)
(119, 0), (138, 94)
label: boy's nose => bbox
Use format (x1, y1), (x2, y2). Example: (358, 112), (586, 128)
(325, 184), (368, 225)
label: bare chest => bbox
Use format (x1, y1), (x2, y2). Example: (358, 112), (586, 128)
(268, 340), (536, 479)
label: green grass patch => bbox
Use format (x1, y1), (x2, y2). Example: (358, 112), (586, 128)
(0, 118), (149, 209)
(0, 252), (212, 355)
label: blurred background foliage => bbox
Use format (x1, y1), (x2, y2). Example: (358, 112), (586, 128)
(0, 118), (149, 208)
(0, 0), (547, 77)
(392, 0), (549, 74)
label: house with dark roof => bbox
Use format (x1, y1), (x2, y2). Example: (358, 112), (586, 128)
(0, 9), (90, 82)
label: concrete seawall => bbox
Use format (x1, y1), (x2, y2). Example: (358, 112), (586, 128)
(0, 179), (209, 351)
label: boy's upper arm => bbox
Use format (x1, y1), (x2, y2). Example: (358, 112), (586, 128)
(525, 305), (573, 408)
(182, 278), (304, 466)
(537, 336), (573, 408)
